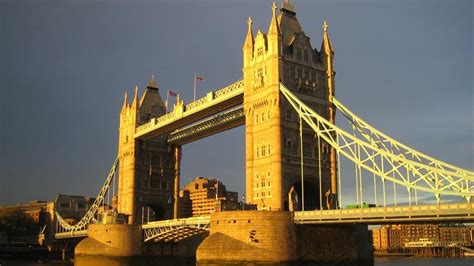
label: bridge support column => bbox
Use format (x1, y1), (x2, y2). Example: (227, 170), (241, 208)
(174, 145), (182, 219)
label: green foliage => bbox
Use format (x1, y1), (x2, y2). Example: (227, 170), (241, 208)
(0, 208), (38, 237)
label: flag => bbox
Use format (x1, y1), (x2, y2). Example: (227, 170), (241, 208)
(195, 75), (204, 81)
(168, 90), (177, 97)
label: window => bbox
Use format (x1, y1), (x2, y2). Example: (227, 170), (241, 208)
(261, 113), (265, 122)
(257, 68), (263, 78)
(286, 140), (292, 155)
(304, 50), (309, 62)
(256, 113), (259, 123)
(291, 66), (296, 78)
(297, 48), (302, 60)
(268, 144), (271, 155)
(261, 145), (266, 156)
(297, 68), (302, 79)
(311, 71), (316, 82)
(286, 107), (293, 121)
(257, 48), (263, 57)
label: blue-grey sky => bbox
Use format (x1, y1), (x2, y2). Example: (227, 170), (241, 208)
(0, 0), (472, 205)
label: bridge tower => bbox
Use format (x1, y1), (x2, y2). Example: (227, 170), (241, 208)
(118, 76), (177, 224)
(243, 1), (336, 211)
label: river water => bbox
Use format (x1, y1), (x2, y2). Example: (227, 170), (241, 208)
(1, 257), (473, 265)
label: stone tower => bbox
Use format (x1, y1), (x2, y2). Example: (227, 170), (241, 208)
(118, 76), (177, 224)
(243, 1), (336, 211)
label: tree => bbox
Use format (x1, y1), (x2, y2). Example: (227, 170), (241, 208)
(0, 208), (38, 238)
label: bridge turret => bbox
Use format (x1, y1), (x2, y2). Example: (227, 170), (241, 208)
(242, 17), (254, 68)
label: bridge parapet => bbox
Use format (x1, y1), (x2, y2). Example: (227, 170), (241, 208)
(134, 80), (243, 139)
(294, 202), (473, 225)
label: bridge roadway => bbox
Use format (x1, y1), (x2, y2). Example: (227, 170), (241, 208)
(54, 202), (472, 240)
(134, 80), (244, 141)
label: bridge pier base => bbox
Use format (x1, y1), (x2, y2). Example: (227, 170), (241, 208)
(196, 211), (373, 265)
(75, 224), (142, 257)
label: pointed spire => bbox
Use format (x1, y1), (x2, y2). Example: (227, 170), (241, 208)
(121, 92), (129, 110)
(243, 16), (254, 48)
(131, 86), (139, 109)
(322, 20), (333, 54)
(147, 74), (159, 91)
(268, 2), (280, 36)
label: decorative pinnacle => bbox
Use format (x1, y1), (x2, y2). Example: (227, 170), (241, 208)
(323, 20), (329, 33)
(151, 74), (155, 81)
(272, 2), (277, 15)
(247, 16), (252, 28)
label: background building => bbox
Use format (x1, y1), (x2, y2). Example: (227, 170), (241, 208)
(178, 177), (239, 217)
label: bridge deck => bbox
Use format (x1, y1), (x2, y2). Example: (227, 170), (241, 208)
(135, 80), (243, 140)
(294, 202), (473, 225)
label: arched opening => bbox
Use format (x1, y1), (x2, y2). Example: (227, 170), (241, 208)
(141, 205), (165, 223)
(288, 181), (320, 211)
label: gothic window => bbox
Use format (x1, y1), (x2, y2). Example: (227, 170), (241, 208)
(297, 48), (302, 60)
(286, 107), (293, 121)
(291, 65), (296, 78)
(257, 68), (263, 78)
(304, 50), (309, 63)
(297, 68), (302, 79)
(268, 144), (271, 155)
(268, 191), (271, 197)
(304, 69), (309, 80)
(257, 48), (263, 57)
(256, 113), (259, 123)
(261, 145), (266, 157)
(261, 113), (265, 122)
(286, 139), (293, 155)
(311, 71), (316, 82)
(268, 110), (270, 120)
(303, 141), (313, 158)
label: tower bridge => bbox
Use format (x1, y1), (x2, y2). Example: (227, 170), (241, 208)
(50, 0), (473, 263)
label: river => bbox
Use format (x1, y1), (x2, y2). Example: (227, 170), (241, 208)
(1, 256), (473, 265)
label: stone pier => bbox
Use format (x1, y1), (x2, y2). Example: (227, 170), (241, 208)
(197, 211), (373, 265)
(75, 224), (142, 257)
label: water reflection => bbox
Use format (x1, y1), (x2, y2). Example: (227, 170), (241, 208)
(75, 255), (195, 266)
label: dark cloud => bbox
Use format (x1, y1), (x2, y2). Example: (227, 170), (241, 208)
(0, 0), (472, 205)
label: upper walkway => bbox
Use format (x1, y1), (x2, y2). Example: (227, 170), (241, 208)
(134, 80), (244, 140)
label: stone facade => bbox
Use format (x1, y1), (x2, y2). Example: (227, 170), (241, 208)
(243, 0), (336, 212)
(196, 210), (373, 264)
(75, 224), (142, 257)
(118, 77), (177, 224)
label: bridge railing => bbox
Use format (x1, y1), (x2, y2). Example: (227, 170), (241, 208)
(135, 80), (243, 137)
(294, 202), (473, 224)
(142, 216), (210, 229)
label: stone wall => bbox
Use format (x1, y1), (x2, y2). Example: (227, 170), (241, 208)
(75, 224), (142, 257)
(197, 211), (297, 263)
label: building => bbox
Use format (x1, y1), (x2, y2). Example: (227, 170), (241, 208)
(242, 1), (336, 211)
(439, 225), (470, 245)
(401, 224), (439, 243)
(118, 76), (177, 224)
(178, 177), (240, 217)
(371, 226), (390, 251)
(371, 223), (473, 252)
(0, 200), (48, 225)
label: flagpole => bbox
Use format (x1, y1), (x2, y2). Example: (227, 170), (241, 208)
(165, 89), (169, 114)
(193, 74), (197, 101)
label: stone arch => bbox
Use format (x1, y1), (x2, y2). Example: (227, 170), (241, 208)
(287, 181), (320, 211)
(140, 204), (165, 223)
